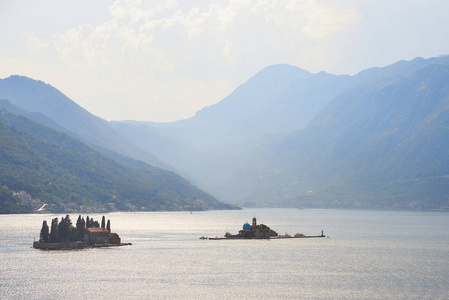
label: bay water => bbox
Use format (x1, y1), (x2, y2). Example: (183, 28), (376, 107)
(1, 208), (448, 299)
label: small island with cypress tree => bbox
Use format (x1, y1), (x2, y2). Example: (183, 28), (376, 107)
(33, 215), (131, 250)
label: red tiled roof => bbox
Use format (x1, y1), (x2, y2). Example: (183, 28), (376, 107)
(86, 227), (109, 232)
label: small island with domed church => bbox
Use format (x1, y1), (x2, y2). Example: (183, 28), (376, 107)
(202, 217), (326, 240)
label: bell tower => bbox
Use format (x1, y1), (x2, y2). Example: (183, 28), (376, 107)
(252, 216), (257, 227)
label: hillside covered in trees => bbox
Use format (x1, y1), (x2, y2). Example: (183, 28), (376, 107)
(0, 109), (238, 213)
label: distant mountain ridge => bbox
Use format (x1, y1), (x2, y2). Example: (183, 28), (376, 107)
(2, 55), (449, 210)
(109, 64), (359, 198)
(112, 55), (449, 209)
(257, 57), (449, 208)
(0, 76), (170, 170)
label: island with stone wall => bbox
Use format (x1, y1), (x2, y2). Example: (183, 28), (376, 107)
(33, 215), (131, 250)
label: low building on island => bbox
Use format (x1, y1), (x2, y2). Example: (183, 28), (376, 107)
(33, 215), (130, 250)
(83, 227), (121, 245)
(224, 217), (278, 239)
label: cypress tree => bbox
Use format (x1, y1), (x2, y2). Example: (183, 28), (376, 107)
(87, 217), (95, 228)
(81, 217), (86, 240)
(65, 215), (75, 242)
(58, 217), (65, 241)
(76, 215), (81, 236)
(86, 216), (90, 228)
(76, 215), (84, 241)
(106, 220), (111, 233)
(40, 220), (49, 242)
(49, 218), (59, 242)
(101, 216), (106, 228)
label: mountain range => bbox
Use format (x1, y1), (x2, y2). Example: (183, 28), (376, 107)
(1, 55), (449, 212)
(111, 56), (449, 209)
(0, 76), (170, 170)
(264, 57), (449, 209)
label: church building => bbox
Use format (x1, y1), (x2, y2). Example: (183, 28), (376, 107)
(225, 217), (278, 239)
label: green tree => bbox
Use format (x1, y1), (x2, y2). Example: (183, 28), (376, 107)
(106, 219), (111, 233)
(76, 215), (84, 241)
(57, 215), (75, 241)
(101, 215), (105, 228)
(58, 216), (65, 241)
(49, 217), (59, 242)
(64, 215), (75, 242)
(40, 220), (49, 242)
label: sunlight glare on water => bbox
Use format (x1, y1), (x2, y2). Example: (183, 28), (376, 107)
(1, 208), (449, 299)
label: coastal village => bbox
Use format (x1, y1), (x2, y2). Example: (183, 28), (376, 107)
(10, 187), (215, 213)
(7, 187), (120, 213)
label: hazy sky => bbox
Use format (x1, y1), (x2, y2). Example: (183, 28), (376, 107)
(1, 0), (448, 122)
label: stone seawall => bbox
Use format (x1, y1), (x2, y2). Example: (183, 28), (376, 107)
(33, 241), (132, 250)
(33, 241), (87, 250)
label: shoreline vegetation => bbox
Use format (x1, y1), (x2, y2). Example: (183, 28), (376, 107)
(33, 215), (131, 250)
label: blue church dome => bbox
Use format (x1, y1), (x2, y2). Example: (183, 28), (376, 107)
(243, 222), (251, 229)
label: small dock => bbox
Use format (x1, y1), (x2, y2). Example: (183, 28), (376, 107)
(270, 234), (326, 239)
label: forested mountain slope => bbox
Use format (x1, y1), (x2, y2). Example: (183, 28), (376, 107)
(260, 58), (449, 209)
(0, 110), (237, 213)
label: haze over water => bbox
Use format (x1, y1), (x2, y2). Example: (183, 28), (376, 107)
(1, 208), (449, 299)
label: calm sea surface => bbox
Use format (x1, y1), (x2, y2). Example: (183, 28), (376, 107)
(1, 208), (448, 299)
